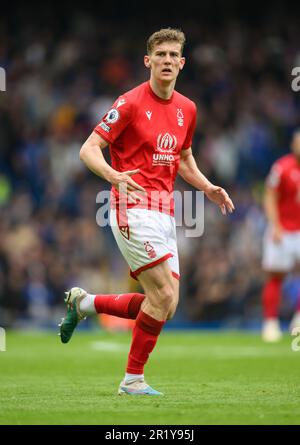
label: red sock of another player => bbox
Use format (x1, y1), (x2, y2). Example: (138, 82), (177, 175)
(262, 277), (283, 319)
(126, 311), (165, 374)
(94, 293), (145, 319)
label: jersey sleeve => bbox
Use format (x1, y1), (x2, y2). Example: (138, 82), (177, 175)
(182, 102), (197, 150)
(94, 96), (133, 144)
(266, 162), (283, 190)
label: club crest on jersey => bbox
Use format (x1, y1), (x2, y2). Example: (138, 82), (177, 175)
(105, 108), (119, 124)
(177, 108), (184, 127)
(156, 133), (177, 153)
(120, 225), (130, 240)
(144, 241), (157, 259)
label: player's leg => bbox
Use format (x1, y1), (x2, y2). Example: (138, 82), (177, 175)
(167, 276), (180, 320)
(59, 229), (178, 345)
(119, 260), (178, 395)
(139, 261), (178, 320)
(59, 287), (145, 344)
(262, 271), (286, 342)
(163, 218), (180, 320)
(261, 228), (294, 341)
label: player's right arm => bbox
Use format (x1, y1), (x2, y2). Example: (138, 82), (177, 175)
(264, 163), (283, 243)
(79, 132), (145, 202)
(264, 185), (283, 243)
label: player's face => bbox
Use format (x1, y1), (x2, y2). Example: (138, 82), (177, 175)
(144, 42), (185, 83)
(292, 133), (300, 160)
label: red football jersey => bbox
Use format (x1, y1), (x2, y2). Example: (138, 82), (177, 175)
(94, 81), (197, 215)
(266, 154), (300, 231)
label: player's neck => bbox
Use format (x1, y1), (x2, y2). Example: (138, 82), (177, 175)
(149, 77), (175, 100)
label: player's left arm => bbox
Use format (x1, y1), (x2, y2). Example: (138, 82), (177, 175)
(178, 148), (235, 215)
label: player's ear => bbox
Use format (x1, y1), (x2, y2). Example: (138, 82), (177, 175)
(144, 55), (151, 68)
(179, 57), (186, 70)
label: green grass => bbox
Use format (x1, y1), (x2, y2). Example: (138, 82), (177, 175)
(0, 329), (300, 424)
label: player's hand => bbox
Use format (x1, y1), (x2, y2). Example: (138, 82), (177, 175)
(204, 184), (235, 215)
(111, 169), (147, 204)
(271, 225), (283, 244)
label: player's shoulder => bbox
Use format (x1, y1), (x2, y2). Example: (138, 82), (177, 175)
(121, 82), (148, 103)
(173, 90), (197, 112)
(114, 82), (147, 114)
(274, 154), (295, 171)
(267, 154), (298, 188)
(110, 83), (146, 115)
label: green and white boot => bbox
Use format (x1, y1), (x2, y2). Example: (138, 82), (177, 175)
(58, 287), (87, 344)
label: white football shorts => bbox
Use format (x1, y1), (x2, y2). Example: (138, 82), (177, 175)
(262, 228), (300, 272)
(110, 208), (179, 280)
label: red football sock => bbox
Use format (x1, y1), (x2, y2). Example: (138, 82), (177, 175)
(262, 277), (283, 319)
(94, 293), (144, 319)
(126, 311), (165, 374)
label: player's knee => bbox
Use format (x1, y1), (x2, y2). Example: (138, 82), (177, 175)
(158, 284), (175, 312)
(166, 301), (178, 320)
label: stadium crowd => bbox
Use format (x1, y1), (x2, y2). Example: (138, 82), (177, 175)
(1, 4), (300, 328)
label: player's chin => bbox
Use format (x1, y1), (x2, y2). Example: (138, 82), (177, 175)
(159, 73), (177, 82)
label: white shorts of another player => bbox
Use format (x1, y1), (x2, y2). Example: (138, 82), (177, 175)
(262, 228), (300, 272)
(110, 208), (179, 281)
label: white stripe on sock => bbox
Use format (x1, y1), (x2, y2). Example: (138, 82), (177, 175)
(125, 373), (144, 383)
(79, 294), (96, 314)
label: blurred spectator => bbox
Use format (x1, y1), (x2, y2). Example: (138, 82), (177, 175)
(1, 4), (300, 328)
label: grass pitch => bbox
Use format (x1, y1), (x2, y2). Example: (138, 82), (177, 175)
(0, 329), (300, 425)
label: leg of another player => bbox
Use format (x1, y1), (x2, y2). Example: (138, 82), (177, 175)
(262, 271), (286, 342)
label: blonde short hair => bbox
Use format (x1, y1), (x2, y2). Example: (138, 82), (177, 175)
(147, 28), (186, 55)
